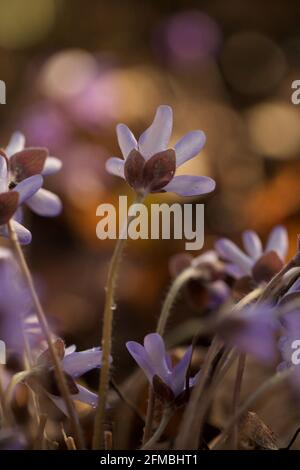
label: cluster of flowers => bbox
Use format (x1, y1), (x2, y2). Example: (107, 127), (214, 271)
(1, 106), (300, 450)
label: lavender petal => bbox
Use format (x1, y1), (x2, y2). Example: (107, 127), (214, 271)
(116, 124), (137, 159)
(42, 156), (62, 176)
(215, 238), (253, 276)
(163, 175), (215, 197)
(105, 157), (125, 179)
(25, 189), (62, 216)
(242, 230), (263, 260)
(62, 347), (103, 378)
(138, 105), (173, 159)
(174, 130), (206, 167)
(126, 341), (155, 382)
(5, 132), (25, 157)
(14, 175), (43, 204)
(0, 156), (8, 193)
(265, 225), (288, 261)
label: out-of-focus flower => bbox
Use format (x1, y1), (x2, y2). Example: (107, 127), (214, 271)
(169, 250), (229, 310)
(28, 339), (105, 415)
(215, 226), (288, 283)
(106, 105), (215, 197)
(126, 333), (200, 404)
(5, 132), (62, 217)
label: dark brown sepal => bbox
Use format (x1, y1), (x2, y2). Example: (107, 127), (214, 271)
(0, 191), (19, 225)
(143, 149), (176, 192)
(124, 149), (145, 191)
(252, 251), (283, 284)
(10, 148), (48, 181)
(152, 375), (175, 404)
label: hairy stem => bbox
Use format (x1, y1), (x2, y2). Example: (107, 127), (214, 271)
(8, 221), (84, 449)
(93, 194), (144, 449)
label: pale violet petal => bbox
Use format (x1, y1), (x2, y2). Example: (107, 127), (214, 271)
(116, 124), (137, 159)
(0, 221), (32, 245)
(174, 130), (206, 167)
(126, 341), (155, 383)
(14, 175), (43, 204)
(138, 105), (173, 159)
(163, 175), (215, 197)
(105, 157), (125, 179)
(143, 333), (171, 385)
(26, 189), (62, 216)
(5, 132), (25, 157)
(72, 384), (98, 408)
(42, 157), (62, 176)
(0, 156), (8, 193)
(265, 225), (288, 261)
(215, 238), (253, 276)
(171, 346), (192, 397)
(242, 230), (263, 260)
(62, 347), (103, 378)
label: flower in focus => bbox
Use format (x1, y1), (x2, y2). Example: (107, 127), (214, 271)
(126, 333), (200, 404)
(5, 132), (62, 217)
(169, 250), (230, 310)
(106, 105), (215, 197)
(28, 339), (104, 415)
(215, 226), (288, 284)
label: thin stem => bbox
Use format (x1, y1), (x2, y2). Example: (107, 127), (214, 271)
(141, 408), (172, 450)
(142, 389), (155, 445)
(110, 378), (145, 423)
(211, 368), (292, 450)
(156, 267), (197, 336)
(7, 221), (84, 449)
(93, 194), (144, 449)
(231, 353), (246, 449)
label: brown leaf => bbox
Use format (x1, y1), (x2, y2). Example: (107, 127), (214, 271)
(10, 148), (48, 181)
(240, 411), (279, 450)
(0, 191), (18, 225)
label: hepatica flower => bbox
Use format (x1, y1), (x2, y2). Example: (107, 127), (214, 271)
(0, 132), (62, 244)
(29, 339), (104, 415)
(106, 105), (215, 197)
(126, 333), (200, 404)
(215, 226), (288, 283)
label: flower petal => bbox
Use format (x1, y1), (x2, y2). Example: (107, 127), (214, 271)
(138, 105), (173, 159)
(5, 132), (25, 157)
(265, 225), (288, 261)
(0, 220), (32, 245)
(26, 188), (62, 216)
(242, 230), (263, 260)
(14, 175), (43, 204)
(72, 384), (98, 407)
(171, 346), (193, 396)
(116, 124), (137, 159)
(62, 347), (103, 378)
(215, 238), (253, 276)
(174, 130), (206, 167)
(163, 175), (215, 197)
(105, 157), (125, 179)
(42, 156), (62, 176)
(0, 156), (8, 193)
(143, 333), (171, 384)
(126, 341), (155, 382)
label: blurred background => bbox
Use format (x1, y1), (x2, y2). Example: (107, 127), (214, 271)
(1, 0), (300, 382)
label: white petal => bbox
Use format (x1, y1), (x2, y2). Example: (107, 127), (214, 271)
(26, 188), (62, 216)
(116, 124), (137, 159)
(138, 105), (173, 159)
(265, 225), (288, 261)
(14, 175), (43, 204)
(174, 130), (206, 167)
(5, 132), (25, 157)
(215, 238), (253, 276)
(42, 157), (62, 176)
(105, 157), (125, 179)
(163, 175), (215, 196)
(242, 230), (263, 260)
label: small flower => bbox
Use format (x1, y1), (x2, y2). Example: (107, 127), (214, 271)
(28, 339), (105, 415)
(5, 132), (62, 217)
(126, 333), (200, 404)
(106, 105), (215, 197)
(215, 226), (288, 284)
(169, 250), (229, 310)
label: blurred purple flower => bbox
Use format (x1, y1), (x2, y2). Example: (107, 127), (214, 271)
(31, 339), (106, 415)
(215, 226), (288, 282)
(169, 250), (229, 310)
(106, 105), (215, 197)
(126, 333), (200, 403)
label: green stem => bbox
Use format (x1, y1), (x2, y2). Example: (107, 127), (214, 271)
(141, 408), (172, 450)
(8, 221), (85, 449)
(93, 194), (144, 449)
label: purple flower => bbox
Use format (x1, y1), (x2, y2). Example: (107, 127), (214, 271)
(169, 250), (229, 310)
(5, 132), (62, 217)
(106, 105), (215, 197)
(126, 333), (200, 403)
(30, 339), (105, 415)
(215, 226), (288, 283)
